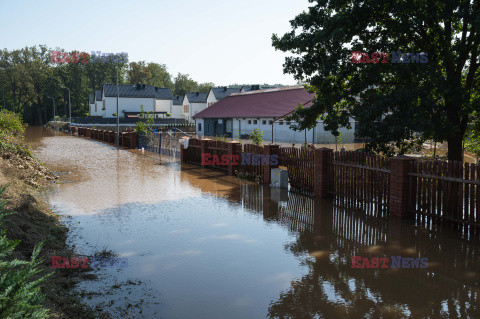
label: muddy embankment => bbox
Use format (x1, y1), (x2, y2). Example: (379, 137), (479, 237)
(0, 138), (101, 318)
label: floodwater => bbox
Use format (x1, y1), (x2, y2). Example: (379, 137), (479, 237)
(26, 127), (480, 318)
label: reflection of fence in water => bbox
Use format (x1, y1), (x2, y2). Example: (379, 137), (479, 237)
(277, 193), (314, 234)
(332, 203), (388, 251)
(239, 183), (263, 213)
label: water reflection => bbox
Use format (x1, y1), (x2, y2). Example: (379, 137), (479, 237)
(26, 127), (480, 318)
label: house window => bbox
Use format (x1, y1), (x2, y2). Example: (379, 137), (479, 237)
(269, 120), (273, 125)
(198, 123), (202, 131)
(253, 120), (257, 124)
(184, 105), (189, 113)
(262, 120), (266, 125)
(208, 102), (214, 107)
(279, 121), (283, 125)
(286, 121), (291, 125)
(248, 120), (252, 124)
(95, 103), (97, 112)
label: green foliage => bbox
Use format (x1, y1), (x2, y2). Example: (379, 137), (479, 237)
(249, 129), (263, 146)
(272, 1), (480, 160)
(198, 82), (215, 94)
(112, 113), (117, 117)
(166, 113), (171, 118)
(173, 73), (198, 96)
(135, 121), (147, 134)
(0, 110), (26, 137)
(0, 186), (50, 318)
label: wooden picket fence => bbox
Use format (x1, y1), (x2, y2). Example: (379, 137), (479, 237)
(409, 160), (480, 229)
(328, 151), (390, 214)
(236, 144), (265, 180)
(278, 147), (315, 194)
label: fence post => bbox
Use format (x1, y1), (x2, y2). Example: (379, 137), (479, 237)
(389, 157), (415, 218)
(200, 139), (211, 168)
(263, 144), (280, 185)
(227, 141), (242, 176)
(314, 148), (333, 198)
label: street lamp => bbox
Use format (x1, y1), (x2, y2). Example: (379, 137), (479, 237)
(60, 86), (71, 135)
(47, 96), (56, 130)
(116, 55), (120, 147)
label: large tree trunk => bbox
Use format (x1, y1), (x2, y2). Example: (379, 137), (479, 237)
(447, 133), (464, 162)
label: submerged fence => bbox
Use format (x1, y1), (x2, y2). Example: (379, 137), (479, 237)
(181, 138), (480, 231)
(73, 126), (137, 149)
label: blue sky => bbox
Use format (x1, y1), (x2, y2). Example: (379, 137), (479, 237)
(0, 0), (310, 85)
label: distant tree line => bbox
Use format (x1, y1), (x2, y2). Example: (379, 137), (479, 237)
(0, 45), (285, 125)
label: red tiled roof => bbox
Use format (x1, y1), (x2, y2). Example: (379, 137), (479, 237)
(193, 86), (314, 119)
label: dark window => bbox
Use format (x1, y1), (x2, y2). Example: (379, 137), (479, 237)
(279, 121), (283, 125)
(269, 120), (273, 125)
(198, 123), (202, 131)
(262, 120), (266, 125)
(248, 120), (252, 124)
(253, 120), (257, 124)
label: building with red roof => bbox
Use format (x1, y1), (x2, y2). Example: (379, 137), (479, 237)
(193, 86), (357, 144)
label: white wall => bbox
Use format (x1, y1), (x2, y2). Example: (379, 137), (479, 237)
(206, 90), (217, 106)
(195, 119), (205, 135)
(190, 102), (207, 120)
(199, 117), (357, 144)
(171, 104), (184, 119)
(182, 96), (190, 122)
(155, 99), (173, 118)
(104, 97), (155, 118)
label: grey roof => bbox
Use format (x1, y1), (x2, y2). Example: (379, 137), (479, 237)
(155, 88), (174, 100)
(95, 90), (102, 101)
(89, 94), (94, 104)
(173, 96), (183, 105)
(185, 92), (208, 103)
(211, 87), (241, 100)
(102, 84), (173, 100)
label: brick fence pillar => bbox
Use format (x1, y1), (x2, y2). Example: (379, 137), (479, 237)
(130, 132), (137, 149)
(86, 128), (91, 138)
(227, 141), (242, 176)
(200, 139), (211, 167)
(389, 157), (415, 218)
(263, 144), (280, 185)
(314, 148), (333, 198)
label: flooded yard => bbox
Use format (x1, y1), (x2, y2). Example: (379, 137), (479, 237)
(26, 127), (480, 318)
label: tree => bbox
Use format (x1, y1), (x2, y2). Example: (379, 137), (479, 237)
(173, 73), (198, 96)
(127, 61), (151, 84)
(146, 63), (173, 89)
(198, 82), (215, 94)
(273, 0), (480, 161)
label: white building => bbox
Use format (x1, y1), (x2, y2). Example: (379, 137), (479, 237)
(88, 90), (103, 117)
(171, 96), (184, 119)
(100, 84), (174, 118)
(193, 86), (357, 144)
(183, 92), (208, 123)
(206, 87), (241, 107)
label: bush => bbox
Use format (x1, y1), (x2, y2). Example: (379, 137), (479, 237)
(0, 185), (49, 318)
(0, 110), (26, 138)
(249, 128), (263, 146)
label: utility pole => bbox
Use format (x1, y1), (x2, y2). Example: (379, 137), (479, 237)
(116, 56), (120, 147)
(47, 96), (56, 130)
(61, 86), (71, 135)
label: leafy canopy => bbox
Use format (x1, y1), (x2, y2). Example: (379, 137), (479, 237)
(273, 0), (480, 160)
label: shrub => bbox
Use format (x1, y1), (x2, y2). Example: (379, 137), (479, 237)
(250, 128), (263, 146)
(0, 185), (49, 318)
(0, 110), (26, 138)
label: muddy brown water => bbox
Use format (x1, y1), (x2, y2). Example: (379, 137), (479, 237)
(25, 127), (480, 318)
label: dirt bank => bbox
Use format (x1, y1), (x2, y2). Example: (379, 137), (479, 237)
(0, 144), (99, 318)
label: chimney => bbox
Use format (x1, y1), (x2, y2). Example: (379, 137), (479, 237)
(223, 87), (227, 92)
(142, 84), (146, 90)
(196, 92), (199, 96)
(136, 83), (141, 90)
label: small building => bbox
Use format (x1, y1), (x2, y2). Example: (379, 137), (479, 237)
(193, 86), (357, 144)
(206, 87), (242, 107)
(89, 90), (103, 117)
(171, 95), (184, 119)
(183, 92), (208, 123)
(100, 84), (174, 118)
